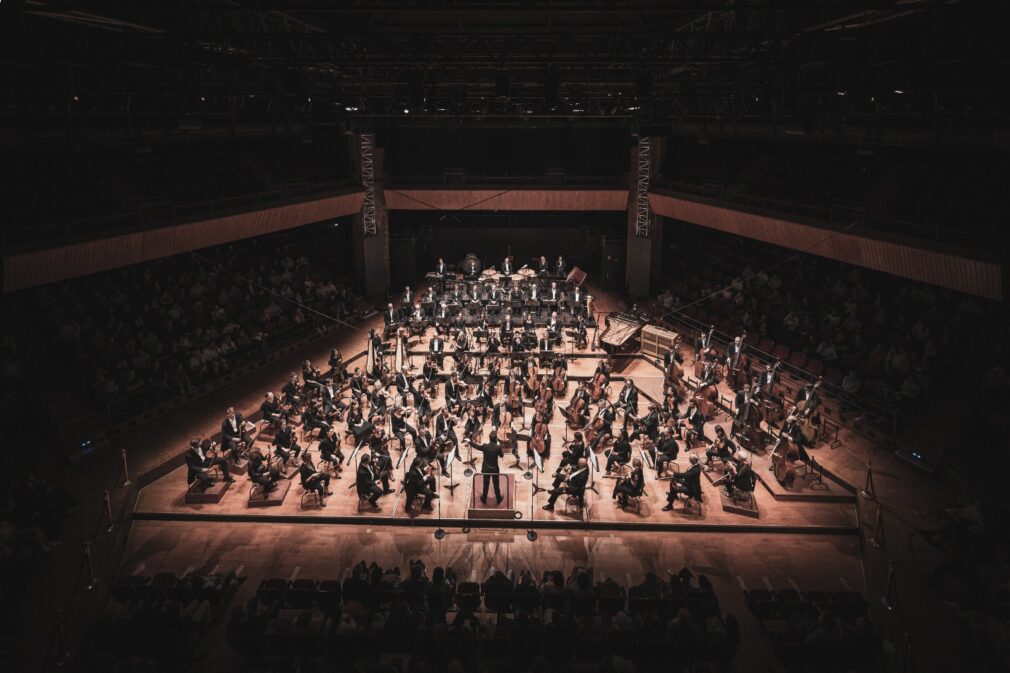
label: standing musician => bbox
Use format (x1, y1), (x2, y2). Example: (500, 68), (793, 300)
(502, 256), (513, 276)
(726, 334), (746, 373)
(384, 302), (399, 337)
(299, 452), (332, 503)
(435, 257), (447, 276)
(537, 255), (549, 276)
(758, 361), (781, 395)
(796, 378), (823, 415)
(355, 453), (384, 509)
(402, 285), (414, 304)
(467, 435), (505, 504)
(542, 457), (588, 511)
(612, 457), (645, 509)
(221, 406), (253, 455)
(546, 310), (562, 345)
(185, 438), (235, 488)
(537, 331), (554, 367)
(663, 454), (702, 510)
(555, 255), (566, 277)
(404, 459), (438, 512)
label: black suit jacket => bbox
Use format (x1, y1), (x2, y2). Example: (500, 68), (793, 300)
(676, 464), (702, 499)
(221, 414), (245, 442)
(566, 468), (589, 495)
(185, 448), (208, 481)
(475, 441), (504, 472)
(356, 464), (377, 494)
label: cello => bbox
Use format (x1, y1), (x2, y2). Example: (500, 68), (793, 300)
(530, 411), (549, 456)
(590, 362), (609, 402)
(552, 358), (568, 395)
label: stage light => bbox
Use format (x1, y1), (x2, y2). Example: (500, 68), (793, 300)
(200, 96), (206, 102)
(627, 105), (640, 111)
(403, 108), (410, 114)
(307, 97), (312, 102)
(72, 96), (79, 102)
(836, 91), (846, 96)
(345, 105), (359, 112)
(894, 89), (904, 94)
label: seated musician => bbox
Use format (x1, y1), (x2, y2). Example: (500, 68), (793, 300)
(537, 332), (553, 367)
(546, 282), (561, 304)
(528, 282), (540, 304)
(543, 457), (589, 511)
(537, 255), (549, 277)
(185, 438), (235, 489)
(328, 348), (346, 383)
(414, 427), (435, 462)
(500, 312), (514, 342)
(631, 404), (660, 442)
(402, 285), (413, 304)
(654, 427), (680, 477)
(355, 453), (383, 509)
(560, 431), (587, 470)
(434, 407), (458, 448)
(302, 401), (331, 437)
(221, 406), (253, 455)
(682, 400), (705, 446)
(574, 315), (588, 348)
(663, 454), (702, 510)
(555, 255), (566, 277)
(248, 448), (281, 495)
(319, 378), (344, 420)
(281, 373), (302, 409)
(411, 301), (425, 325)
(349, 368), (367, 400)
(346, 405), (375, 448)
(272, 419), (302, 465)
(391, 404), (419, 452)
(302, 359), (322, 386)
(444, 372), (462, 406)
(436, 301), (449, 320)
(429, 332), (446, 367)
(724, 456), (756, 499)
(704, 426), (736, 471)
(616, 379), (639, 417)
(317, 427), (344, 476)
(546, 310), (562, 344)
(570, 285), (583, 312)
(404, 459), (438, 512)
(384, 302), (399, 337)
(604, 429), (632, 474)
(299, 452), (332, 502)
(474, 375), (494, 408)
(522, 311), (536, 333)
(260, 392), (284, 428)
(588, 401), (617, 452)
(395, 365), (416, 397)
(612, 458), (645, 509)
(367, 430), (395, 494)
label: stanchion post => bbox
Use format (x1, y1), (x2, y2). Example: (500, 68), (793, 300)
(83, 541), (100, 591)
(882, 559), (898, 612)
(100, 490), (117, 535)
(859, 460), (875, 500)
(120, 448), (134, 488)
(868, 505), (885, 550)
(527, 479), (538, 541)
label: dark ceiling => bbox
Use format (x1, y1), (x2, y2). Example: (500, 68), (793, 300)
(2, 1), (1007, 143)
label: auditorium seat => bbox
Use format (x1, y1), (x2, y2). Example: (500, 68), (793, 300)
(772, 344), (791, 362)
(788, 351), (808, 369)
(806, 357), (824, 377)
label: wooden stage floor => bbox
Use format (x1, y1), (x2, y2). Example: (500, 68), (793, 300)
(133, 284), (861, 535)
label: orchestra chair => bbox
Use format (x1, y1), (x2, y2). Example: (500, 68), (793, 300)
(483, 591), (514, 615)
(728, 472), (758, 509)
(301, 424), (323, 445)
(622, 483), (648, 514)
(564, 491), (587, 518)
(299, 472), (325, 509)
(677, 491), (703, 515)
(455, 582), (482, 613)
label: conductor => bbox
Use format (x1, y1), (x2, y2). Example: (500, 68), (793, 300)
(468, 436), (504, 504)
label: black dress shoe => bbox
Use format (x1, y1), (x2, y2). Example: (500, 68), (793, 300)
(480, 496), (487, 504)
(422, 503), (434, 511)
(542, 504), (554, 511)
(496, 496), (503, 504)
(662, 504), (673, 511)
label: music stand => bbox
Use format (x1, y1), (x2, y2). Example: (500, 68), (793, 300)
(443, 445), (459, 493)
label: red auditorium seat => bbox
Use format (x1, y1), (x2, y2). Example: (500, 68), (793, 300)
(788, 352), (808, 369)
(773, 344), (791, 361)
(758, 338), (775, 355)
(806, 358), (824, 376)
(824, 367), (843, 386)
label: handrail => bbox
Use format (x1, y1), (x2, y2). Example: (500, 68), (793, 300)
(386, 174), (627, 187)
(655, 178), (1002, 253)
(2, 178), (360, 250)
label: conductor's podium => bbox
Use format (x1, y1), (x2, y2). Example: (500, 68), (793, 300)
(467, 472), (519, 520)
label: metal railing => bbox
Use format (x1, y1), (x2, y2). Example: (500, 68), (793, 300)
(2, 178), (360, 250)
(386, 174), (628, 187)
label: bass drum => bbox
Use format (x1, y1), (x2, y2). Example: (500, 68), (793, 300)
(461, 253), (483, 276)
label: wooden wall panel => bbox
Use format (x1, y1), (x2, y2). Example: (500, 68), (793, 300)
(4, 190), (364, 292)
(649, 191), (1002, 301)
(384, 188), (629, 211)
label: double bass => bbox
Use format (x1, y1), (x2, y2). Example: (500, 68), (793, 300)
(770, 431), (801, 487)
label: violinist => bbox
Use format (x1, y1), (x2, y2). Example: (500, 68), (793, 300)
(319, 377), (345, 419)
(422, 356), (439, 390)
(704, 425), (736, 472)
(395, 365), (417, 398)
(345, 401), (374, 447)
(404, 459), (438, 513)
(301, 401), (332, 437)
(318, 427), (344, 476)
(390, 403), (419, 452)
(272, 418), (302, 465)
(631, 404), (660, 442)
(467, 435), (504, 504)
(612, 457), (644, 509)
(543, 457), (588, 511)
(434, 407), (458, 448)
(281, 373), (302, 409)
(414, 427), (435, 461)
(349, 368), (367, 400)
(299, 452), (332, 503)
(355, 453), (383, 509)
(559, 431), (587, 470)
(444, 373), (463, 406)
(474, 375), (494, 408)
(604, 428), (632, 474)
(260, 392), (284, 428)
(367, 429), (395, 494)
(249, 448), (281, 495)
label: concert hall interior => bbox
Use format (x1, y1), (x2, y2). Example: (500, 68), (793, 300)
(2, 3), (1009, 673)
